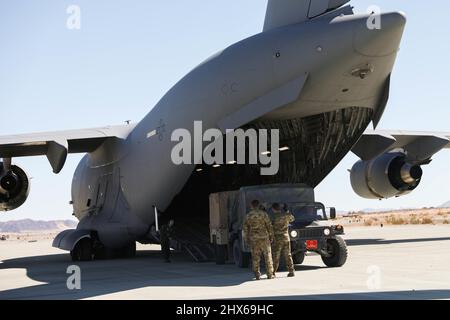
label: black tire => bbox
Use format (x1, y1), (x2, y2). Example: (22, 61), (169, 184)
(321, 236), (348, 268)
(70, 249), (79, 261)
(293, 251), (305, 265)
(93, 247), (113, 260)
(233, 240), (250, 268)
(71, 238), (93, 262)
(215, 244), (227, 265)
(123, 242), (136, 258)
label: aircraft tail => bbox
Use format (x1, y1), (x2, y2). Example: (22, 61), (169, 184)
(263, 0), (350, 32)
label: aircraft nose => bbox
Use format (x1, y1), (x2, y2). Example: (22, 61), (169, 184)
(353, 11), (407, 57)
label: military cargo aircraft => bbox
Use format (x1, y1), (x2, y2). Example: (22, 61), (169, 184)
(1, 0), (449, 260)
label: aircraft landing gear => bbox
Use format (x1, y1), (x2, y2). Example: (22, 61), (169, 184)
(121, 242), (136, 258)
(70, 238), (136, 261)
(70, 238), (93, 261)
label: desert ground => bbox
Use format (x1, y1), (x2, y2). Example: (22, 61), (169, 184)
(335, 207), (450, 227)
(1, 223), (450, 300)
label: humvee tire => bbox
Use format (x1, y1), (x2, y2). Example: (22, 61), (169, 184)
(321, 236), (348, 267)
(293, 251), (305, 265)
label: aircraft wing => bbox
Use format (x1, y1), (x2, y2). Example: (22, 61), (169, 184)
(0, 124), (134, 173)
(352, 130), (450, 162)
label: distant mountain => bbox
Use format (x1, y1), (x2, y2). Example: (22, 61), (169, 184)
(339, 208), (395, 215)
(339, 207), (419, 215)
(440, 201), (450, 208)
(360, 208), (396, 213)
(0, 219), (77, 233)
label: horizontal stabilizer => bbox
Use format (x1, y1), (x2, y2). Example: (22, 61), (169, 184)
(263, 0), (350, 32)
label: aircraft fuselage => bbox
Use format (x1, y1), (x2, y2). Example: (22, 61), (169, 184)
(71, 8), (406, 247)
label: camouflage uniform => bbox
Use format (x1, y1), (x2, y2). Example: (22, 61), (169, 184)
(243, 209), (274, 279)
(272, 210), (295, 274)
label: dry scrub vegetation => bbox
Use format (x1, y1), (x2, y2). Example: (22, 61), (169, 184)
(337, 207), (450, 227)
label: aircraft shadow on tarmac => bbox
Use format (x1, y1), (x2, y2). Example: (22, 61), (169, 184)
(243, 289), (450, 300)
(0, 249), (322, 300)
(3, 236), (449, 299)
(346, 237), (450, 246)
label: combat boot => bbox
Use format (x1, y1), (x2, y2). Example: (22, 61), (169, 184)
(287, 272), (295, 277)
(255, 273), (261, 280)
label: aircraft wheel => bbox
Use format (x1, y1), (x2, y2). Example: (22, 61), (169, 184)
(321, 236), (348, 268)
(123, 242), (136, 258)
(70, 249), (79, 261)
(71, 238), (93, 262)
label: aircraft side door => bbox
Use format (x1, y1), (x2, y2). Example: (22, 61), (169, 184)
(93, 173), (111, 214)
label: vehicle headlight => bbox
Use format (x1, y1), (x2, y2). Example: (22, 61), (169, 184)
(323, 228), (331, 236)
(290, 230), (298, 238)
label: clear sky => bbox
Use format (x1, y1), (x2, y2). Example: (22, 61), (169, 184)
(1, 1), (449, 222)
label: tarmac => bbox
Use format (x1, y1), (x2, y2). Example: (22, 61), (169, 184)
(1, 225), (450, 300)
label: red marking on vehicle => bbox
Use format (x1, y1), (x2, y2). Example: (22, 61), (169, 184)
(306, 240), (318, 250)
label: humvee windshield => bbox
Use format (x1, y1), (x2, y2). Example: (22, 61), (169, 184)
(288, 203), (327, 222)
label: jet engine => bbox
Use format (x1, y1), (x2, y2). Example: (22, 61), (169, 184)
(350, 152), (423, 199)
(0, 161), (30, 211)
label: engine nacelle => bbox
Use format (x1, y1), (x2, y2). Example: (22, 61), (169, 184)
(0, 162), (30, 211)
(350, 152), (423, 199)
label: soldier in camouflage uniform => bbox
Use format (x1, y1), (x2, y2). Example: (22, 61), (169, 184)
(243, 199), (274, 280)
(271, 203), (295, 277)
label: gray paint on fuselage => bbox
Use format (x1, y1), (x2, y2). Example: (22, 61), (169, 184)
(71, 9), (406, 248)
